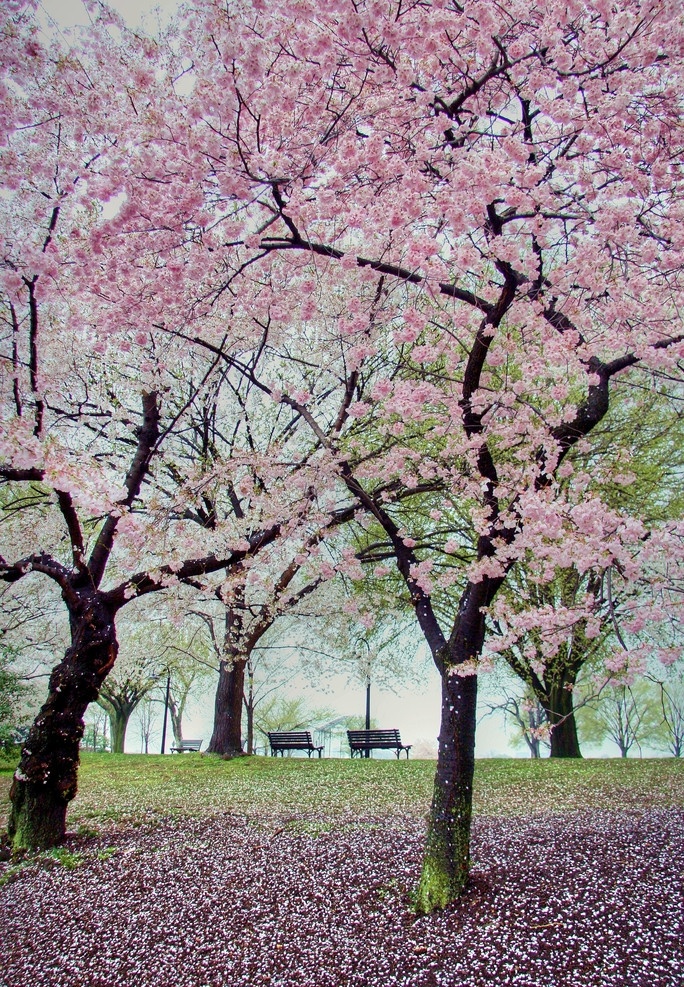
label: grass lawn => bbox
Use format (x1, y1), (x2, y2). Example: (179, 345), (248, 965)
(1, 752), (682, 834)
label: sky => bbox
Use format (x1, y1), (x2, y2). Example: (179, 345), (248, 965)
(39, 0), (180, 30)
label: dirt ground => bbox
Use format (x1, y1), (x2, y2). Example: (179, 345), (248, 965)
(1, 808), (682, 987)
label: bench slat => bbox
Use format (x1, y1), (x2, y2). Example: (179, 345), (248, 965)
(170, 739), (202, 752)
(347, 729), (411, 760)
(268, 730), (323, 759)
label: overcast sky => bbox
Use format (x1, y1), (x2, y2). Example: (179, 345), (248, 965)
(39, 0), (180, 31)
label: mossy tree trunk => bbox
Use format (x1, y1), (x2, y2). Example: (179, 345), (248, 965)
(415, 578), (496, 913)
(8, 589), (118, 849)
(416, 669), (478, 912)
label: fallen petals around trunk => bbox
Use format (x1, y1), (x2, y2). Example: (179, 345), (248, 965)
(0, 808), (682, 987)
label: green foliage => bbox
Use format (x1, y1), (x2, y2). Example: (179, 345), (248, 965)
(583, 378), (684, 525)
(43, 847), (84, 870)
(254, 694), (338, 741)
(0, 646), (29, 748)
(577, 681), (662, 757)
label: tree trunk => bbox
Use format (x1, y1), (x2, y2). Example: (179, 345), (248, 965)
(415, 580), (491, 913)
(8, 590), (118, 849)
(170, 697), (183, 748)
(108, 709), (130, 754)
(207, 656), (246, 755)
(416, 668), (478, 912)
(245, 665), (255, 755)
(544, 681), (582, 758)
(526, 733), (542, 759)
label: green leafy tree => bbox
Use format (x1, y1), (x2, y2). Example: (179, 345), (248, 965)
(255, 695), (337, 751)
(0, 646), (29, 748)
(578, 681), (661, 757)
(648, 666), (684, 758)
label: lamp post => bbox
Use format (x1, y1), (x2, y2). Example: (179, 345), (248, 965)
(360, 639), (372, 759)
(365, 671), (371, 759)
(160, 670), (171, 755)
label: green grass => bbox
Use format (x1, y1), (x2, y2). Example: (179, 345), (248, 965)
(2, 753), (683, 835)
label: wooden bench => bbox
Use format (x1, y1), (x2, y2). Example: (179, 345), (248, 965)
(347, 729), (412, 759)
(170, 739), (203, 753)
(268, 731), (323, 758)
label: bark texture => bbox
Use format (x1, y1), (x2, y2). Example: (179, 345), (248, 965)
(8, 591), (118, 849)
(415, 580), (494, 912)
(206, 657), (246, 756)
(416, 670), (478, 912)
(544, 680), (582, 759)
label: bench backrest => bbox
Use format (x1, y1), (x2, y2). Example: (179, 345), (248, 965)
(179, 739), (202, 748)
(268, 731), (314, 746)
(347, 729), (402, 746)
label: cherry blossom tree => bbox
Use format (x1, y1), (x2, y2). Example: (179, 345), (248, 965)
(6, 0), (684, 913)
(112, 0), (684, 910)
(0, 4), (320, 846)
(487, 567), (608, 757)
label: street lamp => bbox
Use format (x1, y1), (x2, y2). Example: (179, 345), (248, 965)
(160, 670), (171, 755)
(365, 670), (371, 759)
(360, 639), (372, 759)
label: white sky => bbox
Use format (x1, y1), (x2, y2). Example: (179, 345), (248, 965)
(38, 0), (180, 31)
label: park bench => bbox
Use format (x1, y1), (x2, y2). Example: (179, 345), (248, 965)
(170, 739), (203, 753)
(347, 729), (412, 759)
(268, 731), (324, 758)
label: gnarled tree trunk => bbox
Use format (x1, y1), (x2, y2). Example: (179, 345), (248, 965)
(8, 590), (118, 849)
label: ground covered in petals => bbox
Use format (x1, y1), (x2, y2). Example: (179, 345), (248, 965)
(1, 758), (683, 987)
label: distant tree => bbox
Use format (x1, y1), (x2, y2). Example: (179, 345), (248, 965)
(489, 568), (609, 758)
(0, 646), (29, 748)
(243, 643), (301, 757)
(135, 696), (156, 755)
(255, 695), (337, 751)
(483, 687), (549, 759)
(649, 667), (684, 758)
(144, 615), (217, 750)
(579, 682), (659, 758)
(81, 707), (109, 754)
